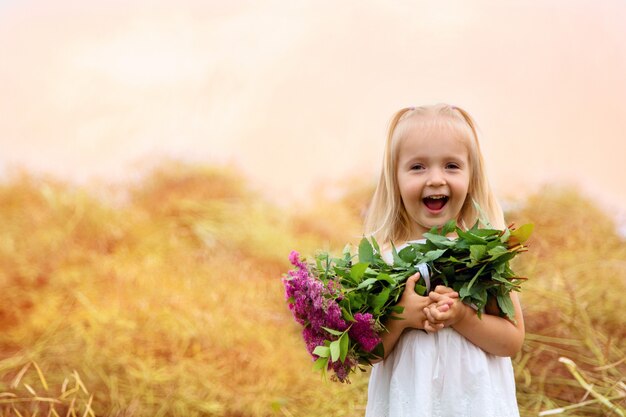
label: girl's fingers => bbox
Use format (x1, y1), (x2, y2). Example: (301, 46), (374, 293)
(424, 320), (443, 334)
(437, 303), (450, 313)
(434, 286), (459, 297)
(404, 273), (421, 293)
(429, 291), (459, 302)
(424, 306), (444, 324)
(426, 304), (451, 322)
(429, 291), (445, 302)
(437, 299), (454, 308)
(423, 307), (433, 323)
(423, 321), (434, 333)
(429, 307), (442, 321)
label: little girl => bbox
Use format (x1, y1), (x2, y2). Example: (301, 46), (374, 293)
(364, 104), (524, 417)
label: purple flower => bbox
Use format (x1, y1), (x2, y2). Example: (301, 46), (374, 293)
(302, 326), (326, 356)
(349, 313), (381, 352)
(283, 250), (359, 382)
(330, 355), (355, 383)
(282, 251), (348, 337)
(288, 250), (306, 269)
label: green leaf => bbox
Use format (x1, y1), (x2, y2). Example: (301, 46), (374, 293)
(313, 345), (330, 358)
(391, 242), (409, 267)
(442, 219), (457, 235)
(315, 256), (324, 277)
(487, 245), (508, 260)
(356, 277), (377, 289)
(459, 281), (471, 298)
(339, 333), (349, 362)
(342, 244), (351, 260)
(313, 356), (329, 371)
(321, 327), (344, 336)
(423, 233), (456, 248)
(389, 305), (405, 314)
(456, 229), (488, 245)
(316, 252), (333, 280)
(473, 287), (488, 311)
(350, 262), (369, 282)
(370, 287), (391, 315)
(470, 227), (500, 238)
(330, 340), (340, 362)
(337, 265), (356, 285)
(341, 306), (355, 322)
(376, 273), (395, 285)
(499, 228), (511, 243)
(510, 223), (534, 244)
(347, 292), (365, 310)
(414, 284), (427, 296)
(459, 263), (487, 298)
(422, 249), (447, 263)
(469, 245), (486, 262)
(472, 200), (493, 228)
(359, 238), (374, 263)
(370, 236), (381, 254)
(398, 246), (417, 263)
(496, 293), (516, 323)
(442, 265), (455, 281)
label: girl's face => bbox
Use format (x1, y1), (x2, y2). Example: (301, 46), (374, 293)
(396, 124), (471, 240)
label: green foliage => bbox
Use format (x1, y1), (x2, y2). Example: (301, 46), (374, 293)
(296, 219), (532, 383)
(315, 220), (531, 336)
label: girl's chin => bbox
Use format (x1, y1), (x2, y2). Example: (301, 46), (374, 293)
(414, 219), (450, 235)
(416, 213), (459, 229)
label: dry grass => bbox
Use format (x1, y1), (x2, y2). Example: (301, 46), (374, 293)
(0, 164), (624, 416)
(509, 186), (626, 416)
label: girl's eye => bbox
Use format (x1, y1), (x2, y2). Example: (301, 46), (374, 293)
(410, 164), (424, 171)
(446, 163), (460, 169)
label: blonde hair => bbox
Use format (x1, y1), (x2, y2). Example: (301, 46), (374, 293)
(364, 103), (505, 244)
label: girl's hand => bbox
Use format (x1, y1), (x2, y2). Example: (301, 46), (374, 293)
(374, 274), (453, 362)
(396, 273), (442, 331)
(423, 285), (467, 328)
(423, 301), (453, 333)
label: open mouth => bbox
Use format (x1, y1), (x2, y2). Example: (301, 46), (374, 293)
(423, 195), (449, 211)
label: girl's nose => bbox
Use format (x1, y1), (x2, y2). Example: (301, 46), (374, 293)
(426, 170), (446, 187)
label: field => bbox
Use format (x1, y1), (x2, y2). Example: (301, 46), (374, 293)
(0, 163), (624, 416)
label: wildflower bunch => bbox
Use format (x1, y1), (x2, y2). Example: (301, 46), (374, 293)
(282, 220), (533, 382)
(284, 251), (375, 381)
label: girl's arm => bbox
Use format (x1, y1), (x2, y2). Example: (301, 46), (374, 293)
(371, 274), (455, 363)
(425, 287), (525, 357)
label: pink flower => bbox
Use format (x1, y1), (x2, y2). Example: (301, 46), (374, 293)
(349, 313), (381, 352)
(283, 251), (348, 344)
(288, 250), (305, 269)
(282, 250), (360, 383)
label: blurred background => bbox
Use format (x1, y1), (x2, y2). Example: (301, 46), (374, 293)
(2, 0), (626, 226)
(1, 1), (624, 416)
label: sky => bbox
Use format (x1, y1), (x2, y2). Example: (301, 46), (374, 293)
(1, 0), (625, 229)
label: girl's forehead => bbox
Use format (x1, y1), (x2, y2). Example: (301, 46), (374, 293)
(396, 118), (472, 154)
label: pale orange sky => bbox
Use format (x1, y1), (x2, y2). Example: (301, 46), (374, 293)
(1, 0), (625, 229)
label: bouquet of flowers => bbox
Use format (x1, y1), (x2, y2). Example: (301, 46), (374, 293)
(282, 219), (533, 382)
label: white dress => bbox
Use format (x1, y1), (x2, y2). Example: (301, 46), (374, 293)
(365, 243), (520, 417)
